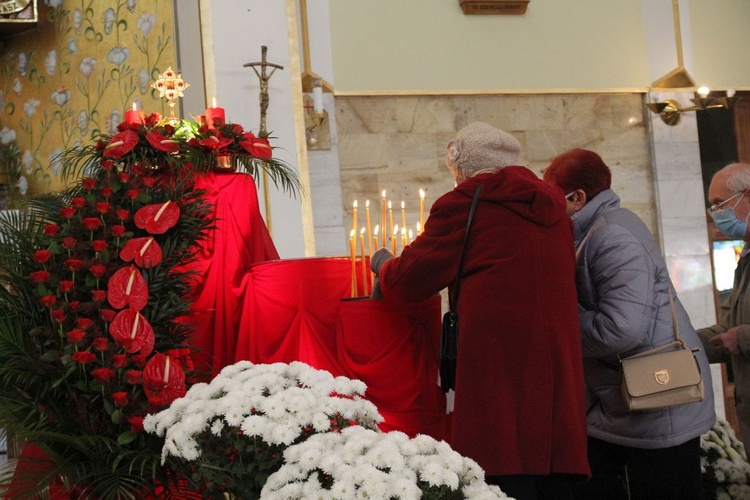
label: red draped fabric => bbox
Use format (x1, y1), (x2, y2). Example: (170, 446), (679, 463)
(188, 173), (279, 375)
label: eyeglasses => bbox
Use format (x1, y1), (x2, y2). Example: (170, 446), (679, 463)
(707, 191), (745, 215)
(564, 191), (576, 201)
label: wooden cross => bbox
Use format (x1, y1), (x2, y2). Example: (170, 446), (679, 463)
(244, 46), (284, 138)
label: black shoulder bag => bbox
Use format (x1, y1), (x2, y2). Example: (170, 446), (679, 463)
(440, 184), (482, 393)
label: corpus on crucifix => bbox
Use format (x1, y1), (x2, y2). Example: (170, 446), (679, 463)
(243, 45), (284, 138)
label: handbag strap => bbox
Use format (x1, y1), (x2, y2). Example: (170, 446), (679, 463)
(667, 288), (681, 342)
(449, 184), (483, 312)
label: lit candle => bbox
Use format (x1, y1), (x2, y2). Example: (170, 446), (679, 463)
(401, 201), (407, 230)
(416, 221), (421, 236)
(392, 224), (398, 255)
(408, 229), (414, 244)
(124, 102), (143, 126)
(360, 228), (368, 295)
(365, 200), (373, 258)
(205, 97), (226, 129)
(352, 200), (358, 234)
(373, 224), (380, 249)
(381, 190), (387, 248)
(419, 189), (425, 233)
(401, 226), (407, 250)
(349, 230), (356, 298)
(388, 201), (394, 247)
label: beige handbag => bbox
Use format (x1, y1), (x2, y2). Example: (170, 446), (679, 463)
(619, 292), (704, 411)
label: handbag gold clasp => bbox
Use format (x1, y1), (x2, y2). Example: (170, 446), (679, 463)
(654, 370), (670, 385)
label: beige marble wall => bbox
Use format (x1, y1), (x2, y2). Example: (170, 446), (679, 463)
(335, 94), (657, 244)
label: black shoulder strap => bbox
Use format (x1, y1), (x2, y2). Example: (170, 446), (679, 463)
(449, 184), (483, 311)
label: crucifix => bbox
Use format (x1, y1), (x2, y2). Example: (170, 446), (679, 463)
(244, 46), (284, 138)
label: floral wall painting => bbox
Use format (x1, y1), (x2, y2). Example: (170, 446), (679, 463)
(0, 0), (176, 206)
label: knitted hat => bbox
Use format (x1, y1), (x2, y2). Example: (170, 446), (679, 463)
(447, 122), (521, 176)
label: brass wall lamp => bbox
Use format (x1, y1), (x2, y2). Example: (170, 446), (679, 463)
(646, 88), (741, 126)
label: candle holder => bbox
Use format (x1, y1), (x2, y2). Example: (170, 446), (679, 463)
(151, 67), (189, 124)
(303, 94), (330, 150)
(214, 154), (235, 172)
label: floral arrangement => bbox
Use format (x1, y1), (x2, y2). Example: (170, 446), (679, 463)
(701, 418), (750, 499)
(262, 426), (508, 499)
(144, 361), (383, 498)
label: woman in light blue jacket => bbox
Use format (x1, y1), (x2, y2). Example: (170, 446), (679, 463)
(543, 149), (715, 500)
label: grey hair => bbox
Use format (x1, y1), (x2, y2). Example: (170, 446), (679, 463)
(725, 164), (750, 192)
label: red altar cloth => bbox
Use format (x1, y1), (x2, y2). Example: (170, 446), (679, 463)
(189, 173), (279, 375)
(234, 257), (448, 439)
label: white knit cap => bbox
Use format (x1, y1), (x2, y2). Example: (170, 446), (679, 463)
(447, 122), (521, 176)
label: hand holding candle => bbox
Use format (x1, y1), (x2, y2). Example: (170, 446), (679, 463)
(205, 97), (226, 129)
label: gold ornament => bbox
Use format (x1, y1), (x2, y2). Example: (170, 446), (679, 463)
(151, 67), (189, 123)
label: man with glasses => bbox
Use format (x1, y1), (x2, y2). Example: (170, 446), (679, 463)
(699, 162), (750, 453)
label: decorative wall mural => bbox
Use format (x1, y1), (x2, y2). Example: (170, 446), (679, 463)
(0, 0), (175, 205)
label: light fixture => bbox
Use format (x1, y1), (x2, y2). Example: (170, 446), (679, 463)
(299, 0), (331, 150)
(646, 88), (740, 126)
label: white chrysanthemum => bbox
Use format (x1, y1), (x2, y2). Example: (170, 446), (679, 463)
(210, 419), (224, 437)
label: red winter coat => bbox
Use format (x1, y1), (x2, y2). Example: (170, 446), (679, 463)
(378, 166), (589, 478)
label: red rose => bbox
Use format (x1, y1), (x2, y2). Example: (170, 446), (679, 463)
(141, 177), (156, 188)
(29, 270), (51, 283)
(96, 202), (112, 214)
(76, 318), (94, 330)
(100, 309), (116, 322)
(101, 159), (115, 172)
(43, 224), (60, 237)
(69, 301), (80, 312)
(91, 240), (108, 253)
(111, 225), (126, 237)
(95, 140), (106, 151)
(62, 237), (77, 250)
(39, 295), (57, 308)
(128, 415), (145, 433)
(58, 280), (74, 294)
(126, 370), (143, 384)
(231, 124), (244, 135)
(92, 337), (109, 350)
(145, 113), (162, 128)
(71, 197), (86, 208)
(50, 309), (65, 323)
(82, 178), (97, 190)
(33, 250), (52, 264)
(82, 218), (103, 231)
(91, 290), (107, 302)
(72, 351), (97, 365)
(64, 259), (84, 272)
(112, 391), (128, 408)
(111, 354), (128, 368)
(89, 264), (106, 278)
(59, 207), (76, 219)
(91, 367), (115, 384)
(118, 172), (131, 183)
(66, 329), (85, 343)
(125, 189), (139, 200)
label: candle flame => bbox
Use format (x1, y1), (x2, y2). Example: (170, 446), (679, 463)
(417, 222), (421, 232)
(401, 201), (405, 209)
(419, 188), (425, 198)
(393, 224), (399, 236)
(365, 200), (369, 208)
(349, 229), (355, 238)
(360, 227), (365, 235)
(132, 102), (138, 112)
(401, 226), (406, 235)
(374, 225), (379, 236)
(212, 96), (217, 108)
(409, 229), (413, 239)
(382, 190), (386, 198)
(388, 201), (392, 209)
(353, 200), (357, 208)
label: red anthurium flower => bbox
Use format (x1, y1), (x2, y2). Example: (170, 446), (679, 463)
(39, 295), (57, 308)
(112, 391), (128, 408)
(101, 309), (116, 323)
(82, 217), (103, 231)
(146, 131), (180, 153)
(59, 280), (74, 294)
(33, 250), (52, 264)
(72, 351), (97, 365)
(50, 309), (65, 323)
(92, 240), (108, 253)
(109, 308), (155, 356)
(71, 197), (86, 208)
(107, 266), (148, 311)
(134, 201), (180, 235)
(96, 202), (112, 214)
(120, 237), (162, 268)
(76, 318), (94, 330)
(59, 207), (76, 219)
(126, 370), (143, 384)
(67, 329), (85, 344)
(111, 225), (126, 237)
(29, 270), (51, 283)
(128, 416), (145, 433)
(64, 259), (84, 272)
(91, 367), (116, 384)
(91, 290), (107, 302)
(81, 179), (97, 190)
(198, 134), (233, 151)
(62, 237), (77, 249)
(143, 353), (186, 407)
(92, 337), (108, 350)
(240, 133), (272, 159)
(103, 130), (139, 159)
(111, 354), (128, 368)
(43, 224), (60, 237)
(89, 264), (107, 278)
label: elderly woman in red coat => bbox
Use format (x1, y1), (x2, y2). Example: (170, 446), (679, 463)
(370, 122), (590, 500)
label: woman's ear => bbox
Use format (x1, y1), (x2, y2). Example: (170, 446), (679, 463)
(571, 189), (587, 212)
